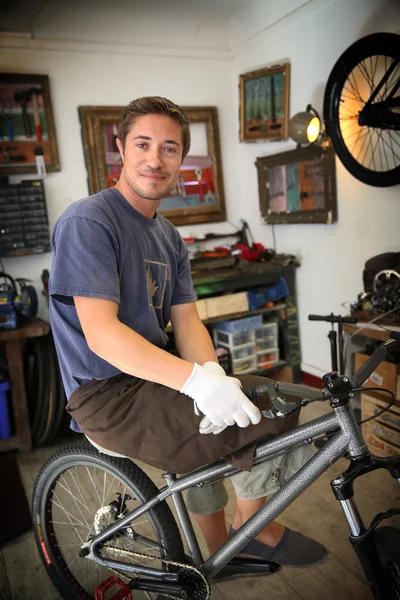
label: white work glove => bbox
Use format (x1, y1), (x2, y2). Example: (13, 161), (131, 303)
(199, 362), (229, 435)
(181, 362), (262, 433)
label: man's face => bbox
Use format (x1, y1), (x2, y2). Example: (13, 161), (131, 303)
(117, 114), (183, 201)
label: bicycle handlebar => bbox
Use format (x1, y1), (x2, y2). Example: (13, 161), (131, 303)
(308, 314), (358, 324)
(353, 333), (400, 387)
(244, 333), (400, 409)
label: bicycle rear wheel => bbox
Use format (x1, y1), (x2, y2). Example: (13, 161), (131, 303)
(32, 443), (185, 600)
(324, 32), (400, 187)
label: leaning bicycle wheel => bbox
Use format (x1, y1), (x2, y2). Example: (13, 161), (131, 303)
(324, 32), (400, 187)
(32, 443), (185, 600)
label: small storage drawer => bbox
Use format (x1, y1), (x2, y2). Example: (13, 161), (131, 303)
(255, 338), (278, 353)
(229, 343), (256, 361)
(214, 329), (255, 348)
(255, 322), (278, 341)
(256, 348), (280, 370)
(231, 355), (257, 375)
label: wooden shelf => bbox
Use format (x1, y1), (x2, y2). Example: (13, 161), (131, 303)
(0, 318), (50, 453)
(0, 317), (49, 342)
(0, 436), (22, 453)
(343, 323), (400, 343)
(166, 303), (285, 333)
(203, 303), (286, 327)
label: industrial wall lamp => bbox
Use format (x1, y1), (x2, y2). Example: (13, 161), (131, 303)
(288, 104), (322, 146)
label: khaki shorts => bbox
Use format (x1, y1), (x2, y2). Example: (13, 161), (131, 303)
(185, 444), (316, 514)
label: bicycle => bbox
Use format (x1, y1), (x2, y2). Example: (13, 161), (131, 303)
(32, 334), (400, 600)
(323, 32), (400, 187)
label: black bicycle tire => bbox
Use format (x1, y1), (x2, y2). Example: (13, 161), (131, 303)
(36, 335), (59, 447)
(324, 32), (400, 187)
(29, 338), (48, 443)
(32, 443), (185, 600)
(23, 338), (38, 424)
(48, 334), (68, 442)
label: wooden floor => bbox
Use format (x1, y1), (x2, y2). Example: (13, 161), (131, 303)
(1, 402), (399, 600)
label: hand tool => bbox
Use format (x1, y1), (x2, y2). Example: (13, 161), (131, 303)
(0, 98), (4, 140)
(5, 99), (14, 141)
(13, 90), (33, 138)
(30, 89), (42, 141)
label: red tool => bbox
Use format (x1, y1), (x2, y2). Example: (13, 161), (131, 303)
(232, 220), (266, 262)
(233, 242), (266, 261)
(95, 576), (132, 600)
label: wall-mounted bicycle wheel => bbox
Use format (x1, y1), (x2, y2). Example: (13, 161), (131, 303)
(324, 32), (400, 187)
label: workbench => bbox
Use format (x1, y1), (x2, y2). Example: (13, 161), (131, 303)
(0, 318), (50, 452)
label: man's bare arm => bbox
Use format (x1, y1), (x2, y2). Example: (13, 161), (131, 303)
(74, 296), (193, 390)
(170, 302), (218, 365)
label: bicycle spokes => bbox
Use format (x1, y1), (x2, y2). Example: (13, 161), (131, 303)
(339, 55), (400, 174)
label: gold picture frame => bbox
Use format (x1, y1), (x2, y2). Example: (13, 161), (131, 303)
(0, 72), (60, 174)
(78, 105), (227, 226)
(239, 62), (290, 142)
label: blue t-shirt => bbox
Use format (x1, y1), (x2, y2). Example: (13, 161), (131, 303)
(49, 187), (197, 429)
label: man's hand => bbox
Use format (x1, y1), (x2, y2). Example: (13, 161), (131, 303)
(181, 362), (262, 431)
(199, 362), (228, 434)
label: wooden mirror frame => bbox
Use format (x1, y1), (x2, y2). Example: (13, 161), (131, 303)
(78, 105), (227, 226)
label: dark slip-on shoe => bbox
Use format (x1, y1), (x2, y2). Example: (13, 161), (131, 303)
(229, 526), (328, 568)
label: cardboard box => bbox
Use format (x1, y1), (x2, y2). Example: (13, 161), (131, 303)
(196, 299), (208, 321)
(206, 292), (249, 319)
(354, 352), (400, 403)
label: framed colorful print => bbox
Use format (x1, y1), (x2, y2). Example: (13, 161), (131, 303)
(0, 73), (60, 174)
(256, 141), (337, 224)
(78, 105), (226, 226)
(239, 62), (290, 142)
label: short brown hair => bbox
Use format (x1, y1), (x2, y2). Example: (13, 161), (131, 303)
(118, 96), (191, 160)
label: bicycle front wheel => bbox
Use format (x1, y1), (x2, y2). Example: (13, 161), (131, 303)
(324, 32), (400, 187)
(32, 443), (185, 600)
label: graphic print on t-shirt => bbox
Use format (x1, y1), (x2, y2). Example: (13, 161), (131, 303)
(144, 259), (168, 309)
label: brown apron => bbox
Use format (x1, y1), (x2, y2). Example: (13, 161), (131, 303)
(66, 373), (300, 474)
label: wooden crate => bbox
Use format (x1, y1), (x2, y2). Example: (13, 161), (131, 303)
(355, 352), (400, 404)
(195, 299), (208, 320)
(361, 392), (400, 457)
(362, 392), (400, 430)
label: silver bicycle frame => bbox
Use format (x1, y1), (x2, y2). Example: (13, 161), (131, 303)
(89, 398), (368, 580)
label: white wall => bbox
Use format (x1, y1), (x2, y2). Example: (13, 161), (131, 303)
(1, 0), (399, 376)
(0, 40), (235, 319)
(229, 0), (400, 376)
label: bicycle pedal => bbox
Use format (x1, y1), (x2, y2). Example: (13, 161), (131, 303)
(95, 576), (132, 600)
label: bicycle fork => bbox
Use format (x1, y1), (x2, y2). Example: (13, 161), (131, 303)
(330, 403), (400, 600)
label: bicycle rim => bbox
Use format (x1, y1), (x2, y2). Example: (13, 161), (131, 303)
(324, 32), (400, 186)
(35, 453), (177, 600)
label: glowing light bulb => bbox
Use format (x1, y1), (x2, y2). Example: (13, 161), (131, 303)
(307, 117), (320, 143)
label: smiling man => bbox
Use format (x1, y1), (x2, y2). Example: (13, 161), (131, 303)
(49, 96), (326, 567)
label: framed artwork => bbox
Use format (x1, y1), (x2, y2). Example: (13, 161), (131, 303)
(0, 73), (60, 174)
(239, 62), (290, 142)
(78, 105), (227, 226)
(256, 142), (337, 224)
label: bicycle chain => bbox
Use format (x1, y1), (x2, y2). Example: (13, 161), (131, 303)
(102, 545), (211, 600)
